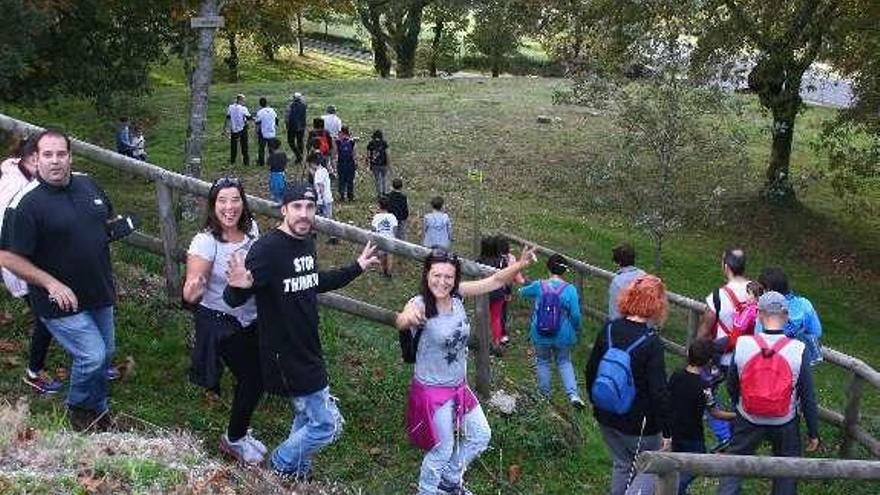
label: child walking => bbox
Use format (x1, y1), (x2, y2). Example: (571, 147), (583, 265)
(371, 196), (398, 277)
(669, 339), (736, 494)
(266, 138), (288, 203)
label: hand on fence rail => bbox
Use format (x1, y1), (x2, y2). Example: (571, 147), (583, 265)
(356, 240), (380, 270)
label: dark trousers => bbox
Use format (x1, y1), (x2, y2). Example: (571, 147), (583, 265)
(717, 415), (802, 495)
(337, 164), (355, 201)
(257, 130), (268, 167)
(672, 438), (706, 495)
(217, 328), (264, 441)
(27, 298), (52, 373)
(287, 128), (305, 163)
(230, 130), (249, 166)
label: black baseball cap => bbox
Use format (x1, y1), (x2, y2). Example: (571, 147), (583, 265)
(281, 182), (316, 205)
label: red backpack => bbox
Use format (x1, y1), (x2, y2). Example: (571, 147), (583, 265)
(713, 286), (754, 352)
(317, 132), (330, 155)
(740, 335), (794, 418)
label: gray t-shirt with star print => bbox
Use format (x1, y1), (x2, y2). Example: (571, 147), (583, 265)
(410, 295), (471, 387)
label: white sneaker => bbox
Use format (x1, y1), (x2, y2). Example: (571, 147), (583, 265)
(219, 433), (264, 465)
(243, 428), (268, 456)
(570, 396), (587, 410)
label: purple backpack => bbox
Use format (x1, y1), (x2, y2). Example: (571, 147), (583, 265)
(536, 281), (567, 337)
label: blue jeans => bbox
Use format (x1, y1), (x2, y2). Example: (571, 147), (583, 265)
(534, 344), (580, 399)
(268, 171), (286, 203)
(672, 438), (706, 494)
(41, 306), (115, 412)
(271, 386), (344, 476)
(419, 401), (491, 495)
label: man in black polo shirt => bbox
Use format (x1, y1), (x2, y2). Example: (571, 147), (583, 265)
(0, 130), (118, 431)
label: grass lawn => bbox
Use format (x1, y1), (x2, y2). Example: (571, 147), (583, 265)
(0, 46), (878, 494)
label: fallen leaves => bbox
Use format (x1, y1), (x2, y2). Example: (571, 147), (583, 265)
(0, 339), (21, 353)
(508, 464), (522, 484)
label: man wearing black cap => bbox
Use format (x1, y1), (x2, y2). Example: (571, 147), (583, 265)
(224, 181), (378, 479)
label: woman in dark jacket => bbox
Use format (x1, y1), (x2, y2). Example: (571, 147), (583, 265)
(585, 274), (672, 495)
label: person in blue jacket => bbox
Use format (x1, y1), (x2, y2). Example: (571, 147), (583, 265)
(756, 266), (823, 366)
(519, 253), (585, 408)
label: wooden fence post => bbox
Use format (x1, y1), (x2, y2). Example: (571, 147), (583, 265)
(686, 308), (700, 346)
(155, 181), (181, 302)
(840, 372), (865, 458)
(654, 471), (679, 495)
(474, 294), (492, 398)
(576, 271), (586, 313)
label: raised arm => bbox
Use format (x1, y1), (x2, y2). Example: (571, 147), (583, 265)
(459, 246), (536, 298)
(395, 298), (426, 331)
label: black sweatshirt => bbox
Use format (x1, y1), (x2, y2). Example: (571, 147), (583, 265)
(584, 318), (673, 437)
(224, 229), (363, 396)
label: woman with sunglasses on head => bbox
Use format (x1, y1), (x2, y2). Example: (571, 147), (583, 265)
(395, 245), (537, 495)
(182, 177), (266, 465)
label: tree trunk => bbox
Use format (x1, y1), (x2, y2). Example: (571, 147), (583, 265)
(749, 56), (802, 203)
(429, 19), (443, 77)
(766, 111), (797, 202)
(393, 1), (425, 79)
(358, 4), (392, 78)
(182, 0), (219, 223)
(491, 56), (500, 78)
(224, 30), (239, 82)
(297, 12), (303, 56)
(372, 35), (392, 78)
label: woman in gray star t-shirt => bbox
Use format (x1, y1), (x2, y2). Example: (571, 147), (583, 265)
(396, 246), (536, 495)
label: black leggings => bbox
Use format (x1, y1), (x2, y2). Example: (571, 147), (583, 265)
(217, 328), (264, 441)
(28, 298), (52, 373)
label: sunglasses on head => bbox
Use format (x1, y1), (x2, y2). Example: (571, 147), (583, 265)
(428, 248), (459, 263)
(210, 176), (241, 194)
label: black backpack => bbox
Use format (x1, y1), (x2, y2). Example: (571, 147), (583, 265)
(399, 326), (423, 363)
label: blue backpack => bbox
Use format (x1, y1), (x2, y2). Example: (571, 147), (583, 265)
(590, 323), (650, 414)
(535, 281), (567, 337)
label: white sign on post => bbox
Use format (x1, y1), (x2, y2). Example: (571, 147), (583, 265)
(191, 16), (224, 28)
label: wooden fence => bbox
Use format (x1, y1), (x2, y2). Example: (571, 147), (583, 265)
(636, 451), (880, 494)
(498, 232), (880, 459)
(2, 113), (878, 466)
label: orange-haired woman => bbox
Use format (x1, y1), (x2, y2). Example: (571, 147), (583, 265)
(585, 274), (673, 495)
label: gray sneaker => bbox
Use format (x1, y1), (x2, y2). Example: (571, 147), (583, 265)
(219, 433), (264, 465)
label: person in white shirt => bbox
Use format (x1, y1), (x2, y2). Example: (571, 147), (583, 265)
(321, 105), (342, 175)
(225, 94), (252, 166)
(308, 153), (336, 244)
(371, 196), (398, 277)
(697, 247), (751, 453)
(255, 97), (278, 168)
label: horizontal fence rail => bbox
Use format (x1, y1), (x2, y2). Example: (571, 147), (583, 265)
(636, 451), (880, 495)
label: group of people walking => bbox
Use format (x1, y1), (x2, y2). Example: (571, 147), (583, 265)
(0, 128), (828, 495)
(586, 245), (823, 495)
